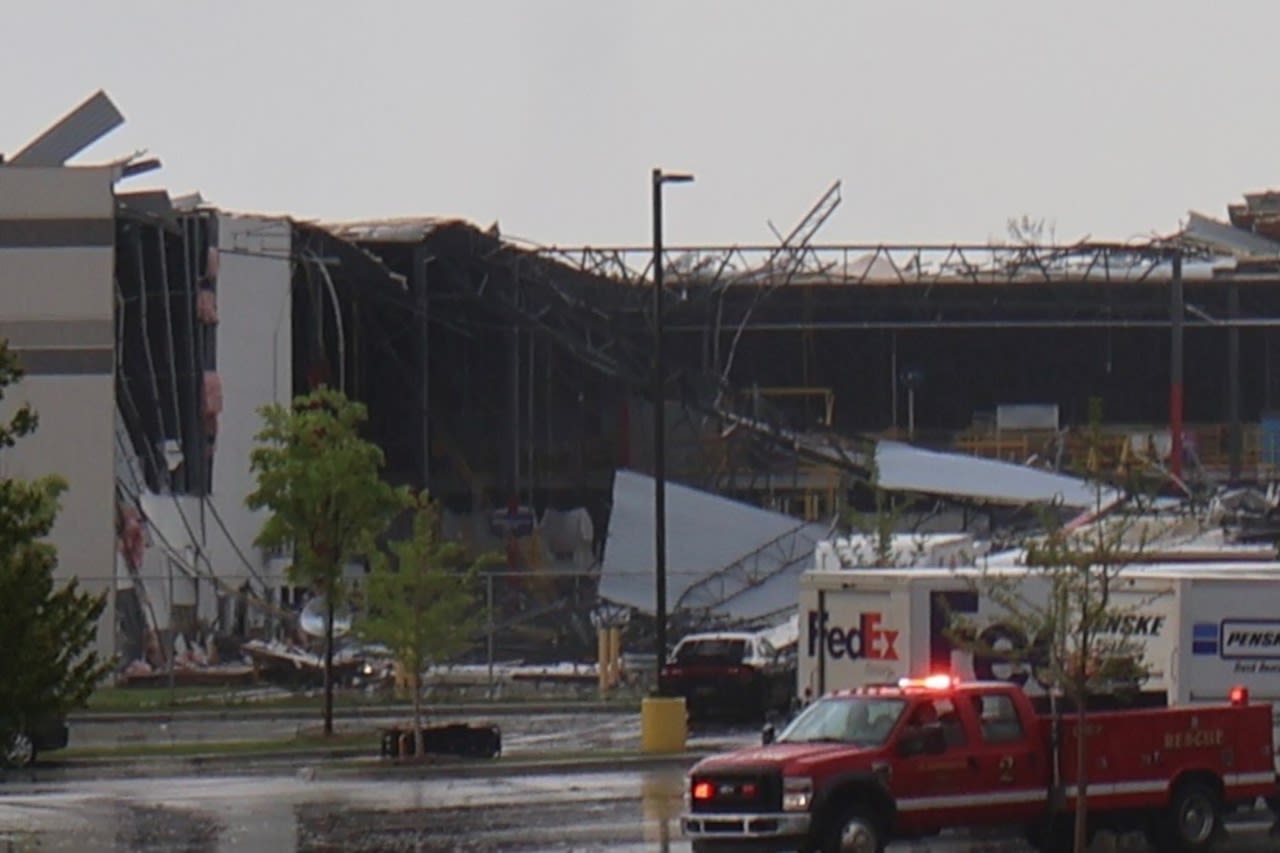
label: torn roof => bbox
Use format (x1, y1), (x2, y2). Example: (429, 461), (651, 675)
(1182, 210), (1280, 258)
(598, 469), (831, 624)
(318, 216), (474, 244)
(874, 440), (1119, 511)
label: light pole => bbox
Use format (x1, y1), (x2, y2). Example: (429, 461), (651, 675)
(652, 167), (693, 694)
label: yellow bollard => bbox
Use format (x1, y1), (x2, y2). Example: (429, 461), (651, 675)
(608, 626), (622, 689)
(597, 627), (610, 696)
(641, 696), (687, 754)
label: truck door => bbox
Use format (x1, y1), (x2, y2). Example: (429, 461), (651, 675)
(891, 697), (981, 833)
(957, 690), (1046, 825)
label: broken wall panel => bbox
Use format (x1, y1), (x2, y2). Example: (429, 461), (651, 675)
(114, 211), (214, 496)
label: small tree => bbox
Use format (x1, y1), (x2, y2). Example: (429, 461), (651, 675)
(247, 387), (409, 735)
(948, 402), (1159, 852)
(839, 462), (954, 568)
(359, 490), (495, 758)
(0, 342), (112, 763)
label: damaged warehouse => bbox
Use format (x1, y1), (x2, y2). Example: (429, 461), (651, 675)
(9, 91), (1280, 692)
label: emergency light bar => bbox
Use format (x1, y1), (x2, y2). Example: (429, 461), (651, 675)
(898, 674), (956, 690)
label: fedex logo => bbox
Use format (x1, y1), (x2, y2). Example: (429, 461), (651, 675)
(806, 609), (900, 661)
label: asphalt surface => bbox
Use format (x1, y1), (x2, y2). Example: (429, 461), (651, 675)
(5, 708), (1277, 851)
(1, 766), (1277, 852)
(62, 708), (756, 758)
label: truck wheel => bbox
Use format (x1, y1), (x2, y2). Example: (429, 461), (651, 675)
(1025, 820), (1073, 853)
(1152, 781), (1222, 851)
(821, 804), (885, 853)
(3, 732), (35, 768)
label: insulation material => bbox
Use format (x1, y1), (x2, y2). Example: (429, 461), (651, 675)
(117, 503), (146, 570)
(203, 371), (223, 435)
(205, 246), (220, 281)
(196, 287), (218, 324)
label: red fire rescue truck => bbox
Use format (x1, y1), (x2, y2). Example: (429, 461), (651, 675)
(681, 676), (1277, 853)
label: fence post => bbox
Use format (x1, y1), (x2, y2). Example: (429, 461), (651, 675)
(486, 572), (495, 698)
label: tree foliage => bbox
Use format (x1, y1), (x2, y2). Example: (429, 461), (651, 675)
(0, 341), (111, 752)
(359, 490), (498, 756)
(247, 386), (409, 733)
(946, 400), (1163, 852)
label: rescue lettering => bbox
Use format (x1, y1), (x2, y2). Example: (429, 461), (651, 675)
(806, 610), (900, 661)
(1163, 728), (1224, 750)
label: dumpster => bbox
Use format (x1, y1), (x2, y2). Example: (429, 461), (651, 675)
(380, 722), (501, 759)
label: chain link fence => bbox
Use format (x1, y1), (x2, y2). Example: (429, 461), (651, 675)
(80, 567), (747, 699)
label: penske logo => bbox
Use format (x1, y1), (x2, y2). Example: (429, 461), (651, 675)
(1195, 619), (1280, 660)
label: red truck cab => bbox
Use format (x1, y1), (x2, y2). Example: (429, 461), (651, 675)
(682, 676), (1277, 853)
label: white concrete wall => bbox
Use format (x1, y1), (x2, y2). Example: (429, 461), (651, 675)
(206, 214), (292, 596)
(0, 166), (117, 658)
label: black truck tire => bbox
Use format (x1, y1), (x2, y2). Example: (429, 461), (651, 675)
(820, 803), (886, 853)
(1024, 814), (1080, 853)
(2, 732), (35, 768)
(1149, 781), (1222, 852)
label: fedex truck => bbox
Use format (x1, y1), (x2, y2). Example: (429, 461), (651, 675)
(798, 562), (1280, 769)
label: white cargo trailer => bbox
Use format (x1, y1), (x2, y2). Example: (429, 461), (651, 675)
(798, 562), (1280, 767)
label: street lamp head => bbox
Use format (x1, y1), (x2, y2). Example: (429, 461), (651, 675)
(654, 169), (695, 186)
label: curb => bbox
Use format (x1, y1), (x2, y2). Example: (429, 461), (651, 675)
(71, 701), (639, 725)
(319, 751), (708, 780)
(17, 748), (706, 783)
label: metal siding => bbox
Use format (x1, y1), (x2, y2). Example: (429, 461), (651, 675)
(0, 319), (113, 349)
(207, 214), (293, 589)
(8, 91), (124, 167)
(0, 375), (116, 654)
(0, 218), (114, 247)
(13, 348), (113, 376)
(0, 166), (116, 658)
(0, 248), (114, 319)
(0, 167), (114, 218)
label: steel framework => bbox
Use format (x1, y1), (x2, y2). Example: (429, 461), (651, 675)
(524, 239), (1230, 289)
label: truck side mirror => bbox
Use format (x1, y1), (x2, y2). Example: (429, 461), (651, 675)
(761, 724), (776, 745)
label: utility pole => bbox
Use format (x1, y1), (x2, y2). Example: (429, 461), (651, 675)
(651, 167), (692, 692)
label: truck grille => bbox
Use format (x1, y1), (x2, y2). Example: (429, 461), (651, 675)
(689, 769), (782, 813)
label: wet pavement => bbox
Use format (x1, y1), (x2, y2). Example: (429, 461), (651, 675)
(0, 766), (1276, 852)
(64, 712), (759, 758)
(7, 713), (1276, 850)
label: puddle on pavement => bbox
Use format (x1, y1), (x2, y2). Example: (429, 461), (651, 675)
(0, 802), (223, 852)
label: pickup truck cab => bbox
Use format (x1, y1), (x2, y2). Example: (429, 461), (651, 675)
(682, 676), (1277, 853)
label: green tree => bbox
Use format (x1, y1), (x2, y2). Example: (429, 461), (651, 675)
(948, 401), (1161, 853)
(247, 387), (408, 735)
(359, 490), (496, 758)
(839, 461), (948, 568)
(0, 341), (112, 765)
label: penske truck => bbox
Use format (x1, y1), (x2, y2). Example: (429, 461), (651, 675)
(797, 560), (1280, 774)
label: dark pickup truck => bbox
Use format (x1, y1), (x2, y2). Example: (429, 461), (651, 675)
(660, 631), (797, 723)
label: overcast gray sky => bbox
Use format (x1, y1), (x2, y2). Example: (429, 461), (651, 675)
(4, 1), (1275, 248)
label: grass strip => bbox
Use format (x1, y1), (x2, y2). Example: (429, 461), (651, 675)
(60, 732), (378, 760)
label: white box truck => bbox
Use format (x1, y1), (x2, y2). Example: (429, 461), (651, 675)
(798, 562), (1280, 769)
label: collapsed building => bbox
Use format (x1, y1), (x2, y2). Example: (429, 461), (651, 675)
(5, 91), (1280, 680)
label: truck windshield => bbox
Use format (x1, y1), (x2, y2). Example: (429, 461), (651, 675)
(776, 696), (906, 747)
